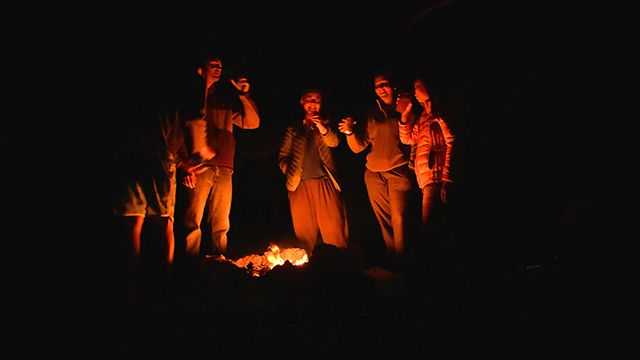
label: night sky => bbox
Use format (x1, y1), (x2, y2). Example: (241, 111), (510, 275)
(5, 0), (636, 294)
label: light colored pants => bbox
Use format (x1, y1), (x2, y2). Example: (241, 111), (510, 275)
(180, 166), (233, 258)
(288, 177), (349, 254)
(364, 164), (415, 260)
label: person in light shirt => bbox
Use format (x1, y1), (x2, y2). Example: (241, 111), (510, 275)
(338, 71), (419, 273)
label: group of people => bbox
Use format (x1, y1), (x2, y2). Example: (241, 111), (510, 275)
(112, 50), (260, 304)
(336, 72), (456, 278)
(112, 48), (456, 305)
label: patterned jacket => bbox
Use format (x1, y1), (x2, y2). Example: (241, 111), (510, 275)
(399, 112), (454, 189)
(278, 123), (341, 192)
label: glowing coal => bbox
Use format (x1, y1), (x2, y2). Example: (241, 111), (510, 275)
(227, 244), (309, 276)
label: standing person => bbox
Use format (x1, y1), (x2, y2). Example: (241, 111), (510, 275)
(111, 84), (205, 305)
(278, 88), (349, 255)
(175, 50), (260, 266)
(397, 76), (455, 284)
(338, 71), (418, 272)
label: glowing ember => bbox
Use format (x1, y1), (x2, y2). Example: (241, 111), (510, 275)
(230, 244), (308, 276)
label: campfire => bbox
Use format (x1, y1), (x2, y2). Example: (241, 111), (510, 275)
(224, 244), (309, 277)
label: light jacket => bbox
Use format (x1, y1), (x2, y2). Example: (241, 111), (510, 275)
(278, 123), (341, 192)
(399, 111), (454, 189)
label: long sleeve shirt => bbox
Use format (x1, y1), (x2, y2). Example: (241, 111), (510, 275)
(185, 82), (260, 170)
(345, 99), (412, 172)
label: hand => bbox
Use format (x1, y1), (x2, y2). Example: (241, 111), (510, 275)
(338, 117), (356, 135)
(395, 93), (412, 113)
(399, 102), (413, 124)
(230, 77), (250, 95)
(178, 165), (207, 189)
(186, 163), (209, 174)
(309, 114), (328, 134)
(181, 171), (198, 189)
(440, 182), (449, 204)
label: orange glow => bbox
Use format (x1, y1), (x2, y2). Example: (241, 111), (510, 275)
(230, 244), (308, 276)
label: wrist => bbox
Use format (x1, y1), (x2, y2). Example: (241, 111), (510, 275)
(191, 153), (207, 165)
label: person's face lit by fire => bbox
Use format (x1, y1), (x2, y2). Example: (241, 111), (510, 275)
(198, 58), (223, 88)
(413, 78), (431, 105)
(374, 75), (395, 105)
(301, 91), (328, 132)
(301, 91), (322, 117)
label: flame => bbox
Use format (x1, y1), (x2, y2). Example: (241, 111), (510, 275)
(231, 244), (308, 276)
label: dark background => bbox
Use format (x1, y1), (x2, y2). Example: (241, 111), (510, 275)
(5, 0), (636, 275)
(4, 0), (637, 354)
(54, 1), (635, 263)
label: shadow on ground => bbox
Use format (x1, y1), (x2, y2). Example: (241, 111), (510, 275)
(24, 242), (640, 358)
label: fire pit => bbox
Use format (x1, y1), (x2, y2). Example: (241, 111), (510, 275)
(219, 244), (309, 277)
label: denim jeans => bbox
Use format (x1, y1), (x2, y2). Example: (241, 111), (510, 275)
(180, 166), (233, 258)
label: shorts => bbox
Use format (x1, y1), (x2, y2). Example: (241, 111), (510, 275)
(112, 160), (177, 219)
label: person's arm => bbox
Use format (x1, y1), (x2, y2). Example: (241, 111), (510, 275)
(237, 94), (260, 129)
(181, 75), (217, 159)
(398, 103), (417, 145)
(175, 148), (206, 189)
(232, 78), (260, 129)
(345, 131), (368, 153)
(320, 126), (339, 148)
(438, 117), (455, 184)
(184, 117), (217, 159)
(277, 127), (295, 174)
(339, 116), (368, 153)
(315, 118), (339, 147)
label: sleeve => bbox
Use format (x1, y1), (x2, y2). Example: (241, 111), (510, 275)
(398, 114), (418, 145)
(438, 117), (455, 182)
(345, 117), (370, 153)
(233, 95), (260, 129)
(321, 126), (339, 148)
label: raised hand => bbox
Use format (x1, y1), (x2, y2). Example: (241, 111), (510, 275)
(309, 114), (328, 135)
(230, 77), (250, 95)
(338, 116), (357, 135)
